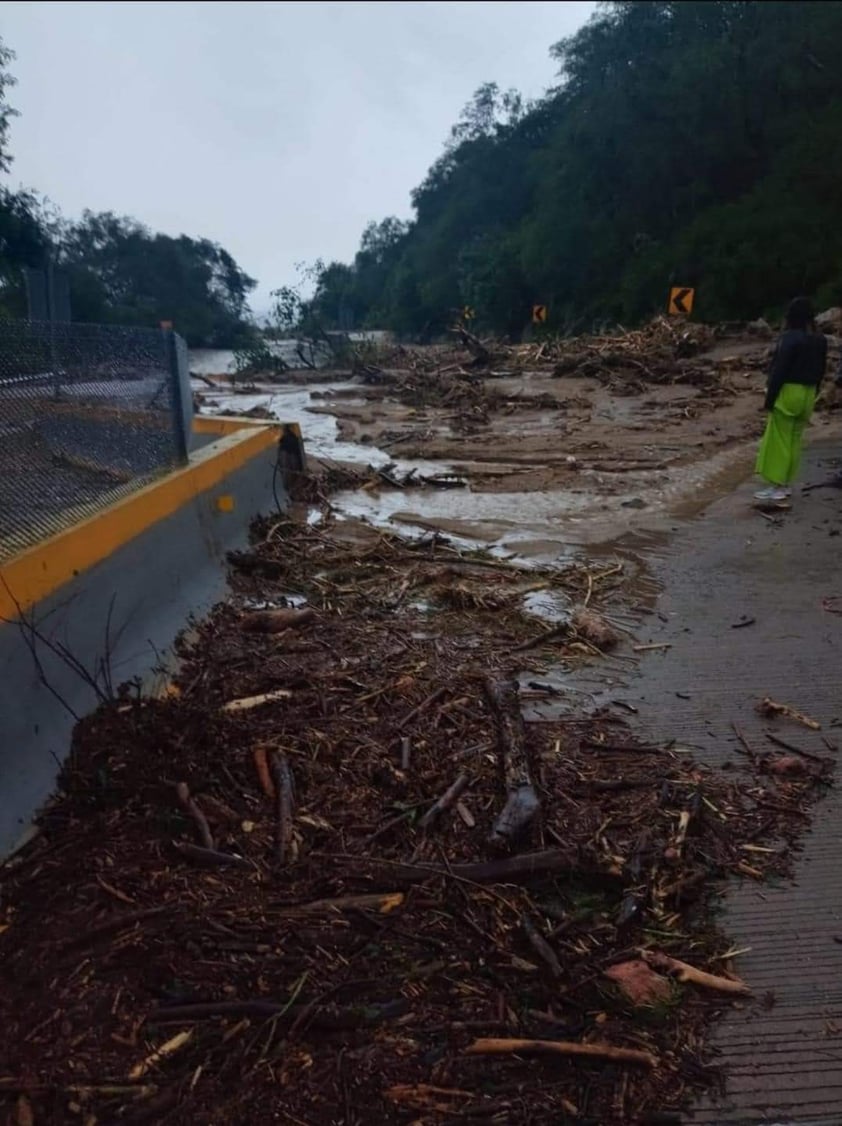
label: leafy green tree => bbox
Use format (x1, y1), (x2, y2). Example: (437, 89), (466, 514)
(60, 211), (256, 346)
(302, 1), (842, 336)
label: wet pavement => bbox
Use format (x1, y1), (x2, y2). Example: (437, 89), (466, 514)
(607, 441), (842, 1124)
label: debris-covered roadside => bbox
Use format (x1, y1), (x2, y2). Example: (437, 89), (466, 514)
(0, 515), (833, 1125)
(352, 318), (767, 406)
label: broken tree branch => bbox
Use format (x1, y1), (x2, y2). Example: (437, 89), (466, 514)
(464, 1037), (656, 1068)
(642, 951), (751, 995)
(172, 842), (251, 869)
(269, 751), (295, 863)
(419, 773), (470, 830)
(174, 782), (214, 851)
(484, 678), (539, 847)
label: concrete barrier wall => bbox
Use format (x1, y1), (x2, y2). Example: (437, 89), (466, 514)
(0, 418), (302, 856)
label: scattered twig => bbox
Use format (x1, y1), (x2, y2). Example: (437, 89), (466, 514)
(172, 842), (251, 869)
(419, 773), (470, 830)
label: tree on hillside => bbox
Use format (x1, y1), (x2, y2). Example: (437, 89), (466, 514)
(302, 1), (842, 336)
(0, 39), (52, 316)
(0, 36), (18, 174)
(60, 211), (256, 346)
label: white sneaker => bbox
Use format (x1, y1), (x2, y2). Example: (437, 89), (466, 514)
(754, 486), (789, 502)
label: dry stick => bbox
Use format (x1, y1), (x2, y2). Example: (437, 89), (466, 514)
(523, 917), (563, 978)
(172, 841), (251, 869)
(642, 951), (751, 996)
(512, 624), (569, 654)
(268, 751), (295, 863)
(757, 696), (821, 731)
(632, 642), (672, 653)
(419, 773), (470, 830)
(174, 783), (214, 851)
(763, 729), (828, 765)
(464, 1038), (656, 1068)
(329, 847), (598, 887)
(731, 722), (757, 761)
(398, 686), (448, 730)
(582, 738), (665, 756)
(400, 736), (412, 771)
(59, 906), (169, 953)
(484, 678), (539, 847)
(253, 746), (275, 799)
(147, 999), (408, 1027)
(275, 892), (404, 916)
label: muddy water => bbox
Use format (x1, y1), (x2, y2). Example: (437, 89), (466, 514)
(193, 371), (757, 566)
(192, 366), (759, 723)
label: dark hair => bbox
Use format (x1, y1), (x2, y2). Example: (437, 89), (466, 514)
(786, 296), (815, 331)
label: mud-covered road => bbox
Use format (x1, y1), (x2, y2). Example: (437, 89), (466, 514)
(193, 330), (842, 559)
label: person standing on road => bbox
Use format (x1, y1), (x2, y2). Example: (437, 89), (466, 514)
(754, 296), (827, 503)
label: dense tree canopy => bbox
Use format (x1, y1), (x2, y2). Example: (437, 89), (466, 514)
(306, 1), (842, 336)
(60, 212), (255, 346)
(0, 37), (255, 345)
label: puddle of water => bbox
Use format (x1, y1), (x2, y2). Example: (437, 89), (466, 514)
(522, 589), (571, 623)
(197, 383), (456, 479)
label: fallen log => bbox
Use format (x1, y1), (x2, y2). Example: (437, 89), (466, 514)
(464, 1037), (656, 1068)
(454, 326), (491, 366)
(484, 679), (539, 847)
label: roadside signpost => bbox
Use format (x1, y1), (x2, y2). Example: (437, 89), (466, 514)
(532, 304), (548, 324)
(668, 287), (694, 315)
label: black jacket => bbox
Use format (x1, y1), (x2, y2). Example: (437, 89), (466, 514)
(765, 329), (828, 411)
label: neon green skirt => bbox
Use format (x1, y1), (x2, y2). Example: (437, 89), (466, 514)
(755, 382), (816, 486)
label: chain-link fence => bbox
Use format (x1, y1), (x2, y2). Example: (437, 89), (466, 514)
(0, 320), (192, 563)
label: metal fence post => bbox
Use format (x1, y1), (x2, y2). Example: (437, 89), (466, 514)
(164, 327), (190, 464)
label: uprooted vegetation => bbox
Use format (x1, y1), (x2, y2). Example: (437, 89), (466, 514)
(0, 516), (832, 1124)
(350, 319), (771, 407)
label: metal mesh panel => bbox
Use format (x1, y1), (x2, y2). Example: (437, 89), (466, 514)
(0, 320), (188, 563)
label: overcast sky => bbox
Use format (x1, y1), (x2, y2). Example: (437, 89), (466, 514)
(2, 1), (595, 309)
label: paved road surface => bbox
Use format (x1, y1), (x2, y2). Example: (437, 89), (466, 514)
(611, 440), (842, 1124)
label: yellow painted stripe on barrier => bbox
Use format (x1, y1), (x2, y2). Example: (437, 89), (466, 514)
(193, 415), (250, 436)
(192, 416), (303, 440)
(0, 424), (279, 621)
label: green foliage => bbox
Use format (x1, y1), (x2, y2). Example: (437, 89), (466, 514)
(304, 1), (842, 336)
(0, 188), (50, 316)
(233, 342), (288, 379)
(0, 42), (255, 345)
(58, 211), (257, 346)
(0, 37), (18, 174)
